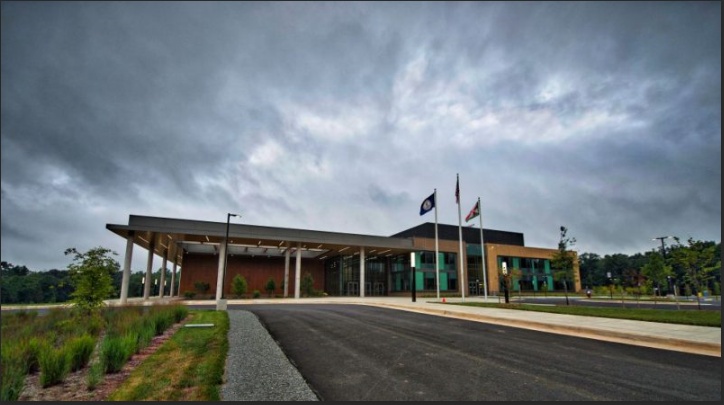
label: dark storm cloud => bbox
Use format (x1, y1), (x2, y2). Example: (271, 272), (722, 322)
(1, 2), (720, 270)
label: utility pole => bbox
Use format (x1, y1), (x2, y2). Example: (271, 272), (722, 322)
(652, 236), (679, 310)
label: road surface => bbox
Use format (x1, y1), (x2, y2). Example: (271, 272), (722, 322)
(244, 304), (720, 401)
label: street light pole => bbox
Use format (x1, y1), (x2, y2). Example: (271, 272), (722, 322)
(222, 213), (241, 300)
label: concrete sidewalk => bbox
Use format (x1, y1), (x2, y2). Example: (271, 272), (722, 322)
(185, 296), (721, 357)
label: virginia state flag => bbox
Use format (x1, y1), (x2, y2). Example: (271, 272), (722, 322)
(420, 192), (435, 216)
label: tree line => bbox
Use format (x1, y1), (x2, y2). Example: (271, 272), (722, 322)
(1, 260), (179, 305)
(579, 238), (721, 297)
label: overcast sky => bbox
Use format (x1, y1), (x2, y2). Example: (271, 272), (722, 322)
(1, 2), (721, 271)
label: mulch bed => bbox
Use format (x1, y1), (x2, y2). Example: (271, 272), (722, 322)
(18, 315), (194, 401)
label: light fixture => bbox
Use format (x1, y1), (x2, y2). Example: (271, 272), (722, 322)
(317, 244), (323, 248)
(379, 249), (391, 254)
(139, 236), (150, 244)
(279, 241), (284, 246)
(370, 250), (377, 253)
(205, 235), (210, 242)
(339, 247), (350, 253)
(319, 255), (328, 260)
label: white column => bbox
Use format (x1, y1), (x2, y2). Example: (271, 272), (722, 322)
(170, 260), (177, 297)
(143, 237), (155, 300)
(120, 232), (134, 304)
(159, 251), (168, 298)
(284, 245), (291, 298)
(294, 243), (302, 299)
(360, 247), (366, 297)
(215, 238), (228, 303)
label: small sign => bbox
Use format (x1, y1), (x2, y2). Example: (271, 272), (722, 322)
(606, 272), (612, 279)
(410, 252), (416, 267)
(502, 262), (508, 276)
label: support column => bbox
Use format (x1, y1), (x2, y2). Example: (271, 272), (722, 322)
(159, 250), (168, 298)
(120, 231), (134, 304)
(284, 244), (291, 298)
(143, 236), (155, 300)
(294, 243), (302, 299)
(170, 260), (177, 297)
(215, 238), (228, 304)
(360, 247), (366, 297)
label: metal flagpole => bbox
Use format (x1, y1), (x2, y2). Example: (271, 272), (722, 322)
(434, 189), (440, 301)
(456, 174), (466, 302)
(478, 197), (488, 302)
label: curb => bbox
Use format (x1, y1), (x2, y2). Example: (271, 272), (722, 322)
(364, 303), (721, 358)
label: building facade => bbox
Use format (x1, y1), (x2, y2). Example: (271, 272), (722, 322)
(107, 215), (580, 303)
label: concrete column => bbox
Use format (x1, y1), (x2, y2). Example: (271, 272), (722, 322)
(284, 245), (291, 298)
(294, 243), (302, 299)
(360, 247), (365, 297)
(159, 251), (168, 298)
(170, 260), (177, 297)
(143, 237), (155, 300)
(120, 232), (134, 304)
(215, 239), (228, 305)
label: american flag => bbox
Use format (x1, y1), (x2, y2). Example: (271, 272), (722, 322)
(455, 175), (460, 204)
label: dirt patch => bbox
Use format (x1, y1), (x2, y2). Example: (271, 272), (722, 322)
(18, 315), (194, 401)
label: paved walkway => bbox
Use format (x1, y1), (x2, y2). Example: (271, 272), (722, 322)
(221, 310), (317, 401)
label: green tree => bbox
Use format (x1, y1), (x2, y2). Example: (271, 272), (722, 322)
(65, 247), (118, 313)
(231, 275), (247, 298)
(673, 238), (720, 309)
(194, 281), (210, 296)
(551, 226), (577, 306)
(641, 250), (672, 306)
(300, 272), (315, 297)
(265, 277), (276, 297)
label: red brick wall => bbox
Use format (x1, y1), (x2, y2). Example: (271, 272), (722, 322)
(178, 253), (325, 297)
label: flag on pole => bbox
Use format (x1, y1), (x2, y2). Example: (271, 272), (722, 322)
(465, 201), (480, 222)
(419, 192), (435, 216)
(455, 177), (460, 203)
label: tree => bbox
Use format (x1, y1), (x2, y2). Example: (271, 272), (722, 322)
(300, 272), (315, 297)
(231, 275), (247, 298)
(65, 247), (118, 313)
(641, 250), (672, 307)
(673, 238), (720, 309)
(551, 226), (577, 306)
(265, 277), (276, 297)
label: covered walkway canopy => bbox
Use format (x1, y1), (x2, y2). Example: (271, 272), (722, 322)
(107, 215), (416, 306)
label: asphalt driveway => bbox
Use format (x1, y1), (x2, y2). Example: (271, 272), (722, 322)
(244, 304), (720, 401)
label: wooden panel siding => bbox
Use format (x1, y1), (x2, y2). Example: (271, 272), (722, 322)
(179, 253), (325, 297)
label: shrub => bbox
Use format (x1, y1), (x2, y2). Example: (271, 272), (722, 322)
(25, 338), (46, 374)
(252, 290), (261, 299)
(101, 334), (136, 373)
(39, 346), (70, 387)
(151, 312), (174, 336)
(194, 281), (211, 296)
(232, 275), (247, 298)
(1, 346), (26, 401)
(265, 277), (276, 297)
(67, 334), (95, 371)
(172, 305), (189, 323)
(136, 319), (156, 350)
(86, 362), (103, 391)
(86, 315), (105, 337)
(184, 291), (196, 299)
(300, 272), (315, 297)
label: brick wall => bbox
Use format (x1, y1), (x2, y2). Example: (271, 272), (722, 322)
(178, 253), (325, 297)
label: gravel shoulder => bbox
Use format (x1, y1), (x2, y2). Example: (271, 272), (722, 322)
(222, 310), (318, 401)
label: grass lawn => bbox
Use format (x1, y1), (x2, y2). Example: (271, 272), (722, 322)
(107, 310), (229, 401)
(447, 303), (721, 328)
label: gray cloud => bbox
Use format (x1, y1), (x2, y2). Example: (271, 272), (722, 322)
(1, 2), (720, 270)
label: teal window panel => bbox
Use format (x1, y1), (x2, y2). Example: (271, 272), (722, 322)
(440, 272), (449, 291)
(415, 272), (424, 291)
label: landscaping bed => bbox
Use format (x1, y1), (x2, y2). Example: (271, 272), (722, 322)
(1, 304), (189, 401)
(446, 303), (721, 327)
(107, 310), (229, 401)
